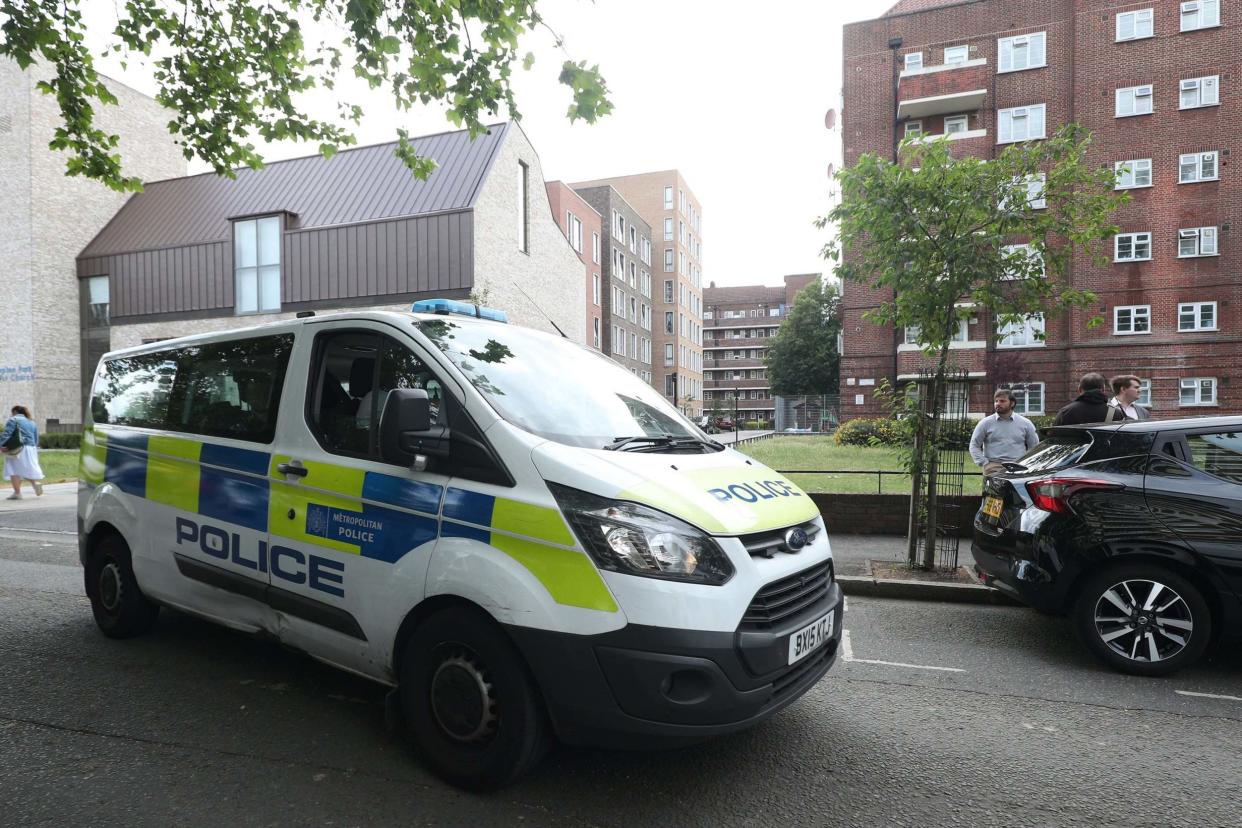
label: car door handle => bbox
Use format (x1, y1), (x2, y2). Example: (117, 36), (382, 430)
(277, 462), (309, 478)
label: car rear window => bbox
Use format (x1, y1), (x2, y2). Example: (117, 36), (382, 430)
(1016, 435), (1092, 472)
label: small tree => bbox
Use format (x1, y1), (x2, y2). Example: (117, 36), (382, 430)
(0, 1), (611, 191)
(765, 277), (841, 396)
(820, 124), (1126, 568)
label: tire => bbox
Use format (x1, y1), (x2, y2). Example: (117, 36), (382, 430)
(1073, 563), (1211, 677)
(84, 533), (160, 638)
(399, 606), (550, 790)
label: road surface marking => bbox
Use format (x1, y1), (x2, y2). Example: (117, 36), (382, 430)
(840, 629), (967, 673)
(1176, 690), (1242, 703)
(0, 527), (75, 536)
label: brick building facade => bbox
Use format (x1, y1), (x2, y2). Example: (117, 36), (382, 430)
(546, 182), (604, 352)
(703, 274), (818, 422)
(842, 0), (1241, 419)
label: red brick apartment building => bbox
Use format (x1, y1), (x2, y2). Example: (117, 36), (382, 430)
(703, 274), (818, 422)
(546, 182), (604, 352)
(841, 0), (1241, 419)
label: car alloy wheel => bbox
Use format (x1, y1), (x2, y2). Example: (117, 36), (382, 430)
(1093, 578), (1194, 663)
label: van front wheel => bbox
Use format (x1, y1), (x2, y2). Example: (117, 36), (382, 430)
(400, 606), (549, 790)
(85, 533), (159, 638)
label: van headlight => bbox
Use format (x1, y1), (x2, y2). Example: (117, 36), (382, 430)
(548, 483), (734, 585)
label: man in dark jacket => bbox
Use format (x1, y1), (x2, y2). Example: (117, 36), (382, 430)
(1054, 372), (1124, 425)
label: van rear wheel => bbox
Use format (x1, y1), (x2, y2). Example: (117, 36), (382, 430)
(85, 533), (159, 638)
(399, 606), (550, 790)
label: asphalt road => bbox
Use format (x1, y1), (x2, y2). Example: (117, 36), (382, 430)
(3, 496), (1241, 827)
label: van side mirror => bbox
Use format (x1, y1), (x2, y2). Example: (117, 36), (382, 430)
(379, 388), (451, 463)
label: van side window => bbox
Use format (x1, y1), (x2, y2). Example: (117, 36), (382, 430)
(91, 353), (180, 428)
(166, 335), (293, 443)
(1186, 432), (1242, 485)
(310, 331), (443, 460)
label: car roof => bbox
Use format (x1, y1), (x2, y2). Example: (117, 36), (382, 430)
(1054, 414), (1242, 433)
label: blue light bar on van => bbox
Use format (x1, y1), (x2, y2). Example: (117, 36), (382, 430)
(411, 298), (508, 323)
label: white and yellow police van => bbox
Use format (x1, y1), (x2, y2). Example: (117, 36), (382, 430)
(79, 299), (840, 789)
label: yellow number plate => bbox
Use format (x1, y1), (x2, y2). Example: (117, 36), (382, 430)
(983, 496), (1004, 519)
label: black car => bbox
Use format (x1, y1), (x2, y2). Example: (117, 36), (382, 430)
(973, 415), (1242, 676)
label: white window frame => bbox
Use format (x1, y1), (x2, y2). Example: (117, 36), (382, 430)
(998, 104), (1046, 143)
(944, 114), (969, 134)
(1116, 8), (1154, 41)
(1115, 232), (1153, 262)
(1113, 304), (1152, 335)
(1115, 84), (1154, 117)
(663, 186), (673, 209)
(997, 314), (1045, 348)
(1001, 244), (1045, 280)
(1025, 173), (1046, 208)
(516, 162), (529, 253)
(233, 215), (282, 315)
(904, 51), (923, 71)
(1180, 0), (1220, 32)
(1001, 382), (1045, 415)
(591, 231), (600, 264)
(1115, 158), (1153, 189)
(1179, 75), (1220, 109)
(1179, 151), (1219, 183)
(663, 248), (674, 273)
(997, 31), (1046, 73)
(664, 217), (673, 241)
(943, 45), (969, 65)
(566, 212), (583, 253)
(1138, 379), (1152, 407)
(904, 120), (923, 138)
(593, 318), (600, 349)
(1178, 301), (1218, 331)
(1178, 226), (1218, 257)
(1179, 377), (1217, 406)
(592, 273), (600, 306)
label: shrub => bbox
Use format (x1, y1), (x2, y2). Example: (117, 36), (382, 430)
(1028, 414), (1056, 432)
(40, 433), (81, 450)
(834, 417), (911, 447)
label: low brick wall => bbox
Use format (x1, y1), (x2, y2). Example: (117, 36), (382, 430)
(809, 493), (982, 535)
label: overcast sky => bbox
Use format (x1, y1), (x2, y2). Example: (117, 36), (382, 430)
(90, 0), (895, 288)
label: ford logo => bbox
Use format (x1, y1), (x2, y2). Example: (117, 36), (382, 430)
(784, 527), (809, 552)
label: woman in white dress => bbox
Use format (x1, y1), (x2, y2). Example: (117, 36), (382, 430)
(1, 405), (45, 500)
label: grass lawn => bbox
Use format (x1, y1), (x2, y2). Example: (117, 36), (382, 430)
(736, 436), (981, 494)
(30, 449), (79, 484)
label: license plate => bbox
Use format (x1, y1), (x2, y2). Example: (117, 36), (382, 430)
(788, 611), (834, 665)
(983, 496), (1004, 519)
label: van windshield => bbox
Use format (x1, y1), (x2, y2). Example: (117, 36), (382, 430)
(415, 318), (706, 449)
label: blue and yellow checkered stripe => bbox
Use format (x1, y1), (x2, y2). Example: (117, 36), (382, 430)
(83, 429), (617, 613)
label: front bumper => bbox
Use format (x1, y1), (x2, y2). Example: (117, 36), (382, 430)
(505, 581), (842, 749)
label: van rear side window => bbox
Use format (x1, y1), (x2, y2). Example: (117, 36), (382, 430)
(92, 334), (293, 444)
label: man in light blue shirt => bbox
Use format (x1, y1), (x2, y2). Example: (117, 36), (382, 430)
(970, 389), (1040, 476)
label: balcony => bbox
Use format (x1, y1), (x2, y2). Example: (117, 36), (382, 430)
(705, 358), (764, 370)
(897, 59), (988, 120)
(704, 378), (770, 391)
(705, 337), (770, 349)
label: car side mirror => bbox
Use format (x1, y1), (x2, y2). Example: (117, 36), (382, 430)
(379, 388), (451, 464)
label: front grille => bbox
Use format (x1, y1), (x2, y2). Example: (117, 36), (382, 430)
(738, 520), (821, 558)
(740, 560), (834, 630)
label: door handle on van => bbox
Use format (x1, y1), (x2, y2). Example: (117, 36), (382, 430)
(277, 462), (309, 478)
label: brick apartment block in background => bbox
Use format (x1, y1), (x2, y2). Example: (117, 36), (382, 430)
(841, 0), (1240, 419)
(546, 182), (604, 352)
(571, 172), (705, 414)
(703, 274), (818, 422)
(569, 185), (655, 381)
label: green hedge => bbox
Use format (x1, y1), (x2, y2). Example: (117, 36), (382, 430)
(833, 417), (912, 447)
(1028, 414), (1056, 432)
(40, 433), (82, 450)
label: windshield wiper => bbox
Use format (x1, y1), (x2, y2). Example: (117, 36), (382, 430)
(604, 435), (723, 452)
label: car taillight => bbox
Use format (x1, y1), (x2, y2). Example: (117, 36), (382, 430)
(1024, 478), (1123, 514)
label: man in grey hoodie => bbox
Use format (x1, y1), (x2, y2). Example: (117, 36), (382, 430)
(970, 388), (1040, 476)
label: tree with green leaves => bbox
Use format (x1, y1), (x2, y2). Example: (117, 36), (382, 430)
(819, 124), (1126, 568)
(0, 0), (612, 191)
(763, 277), (840, 397)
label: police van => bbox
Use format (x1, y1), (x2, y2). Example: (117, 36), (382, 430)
(79, 300), (841, 789)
